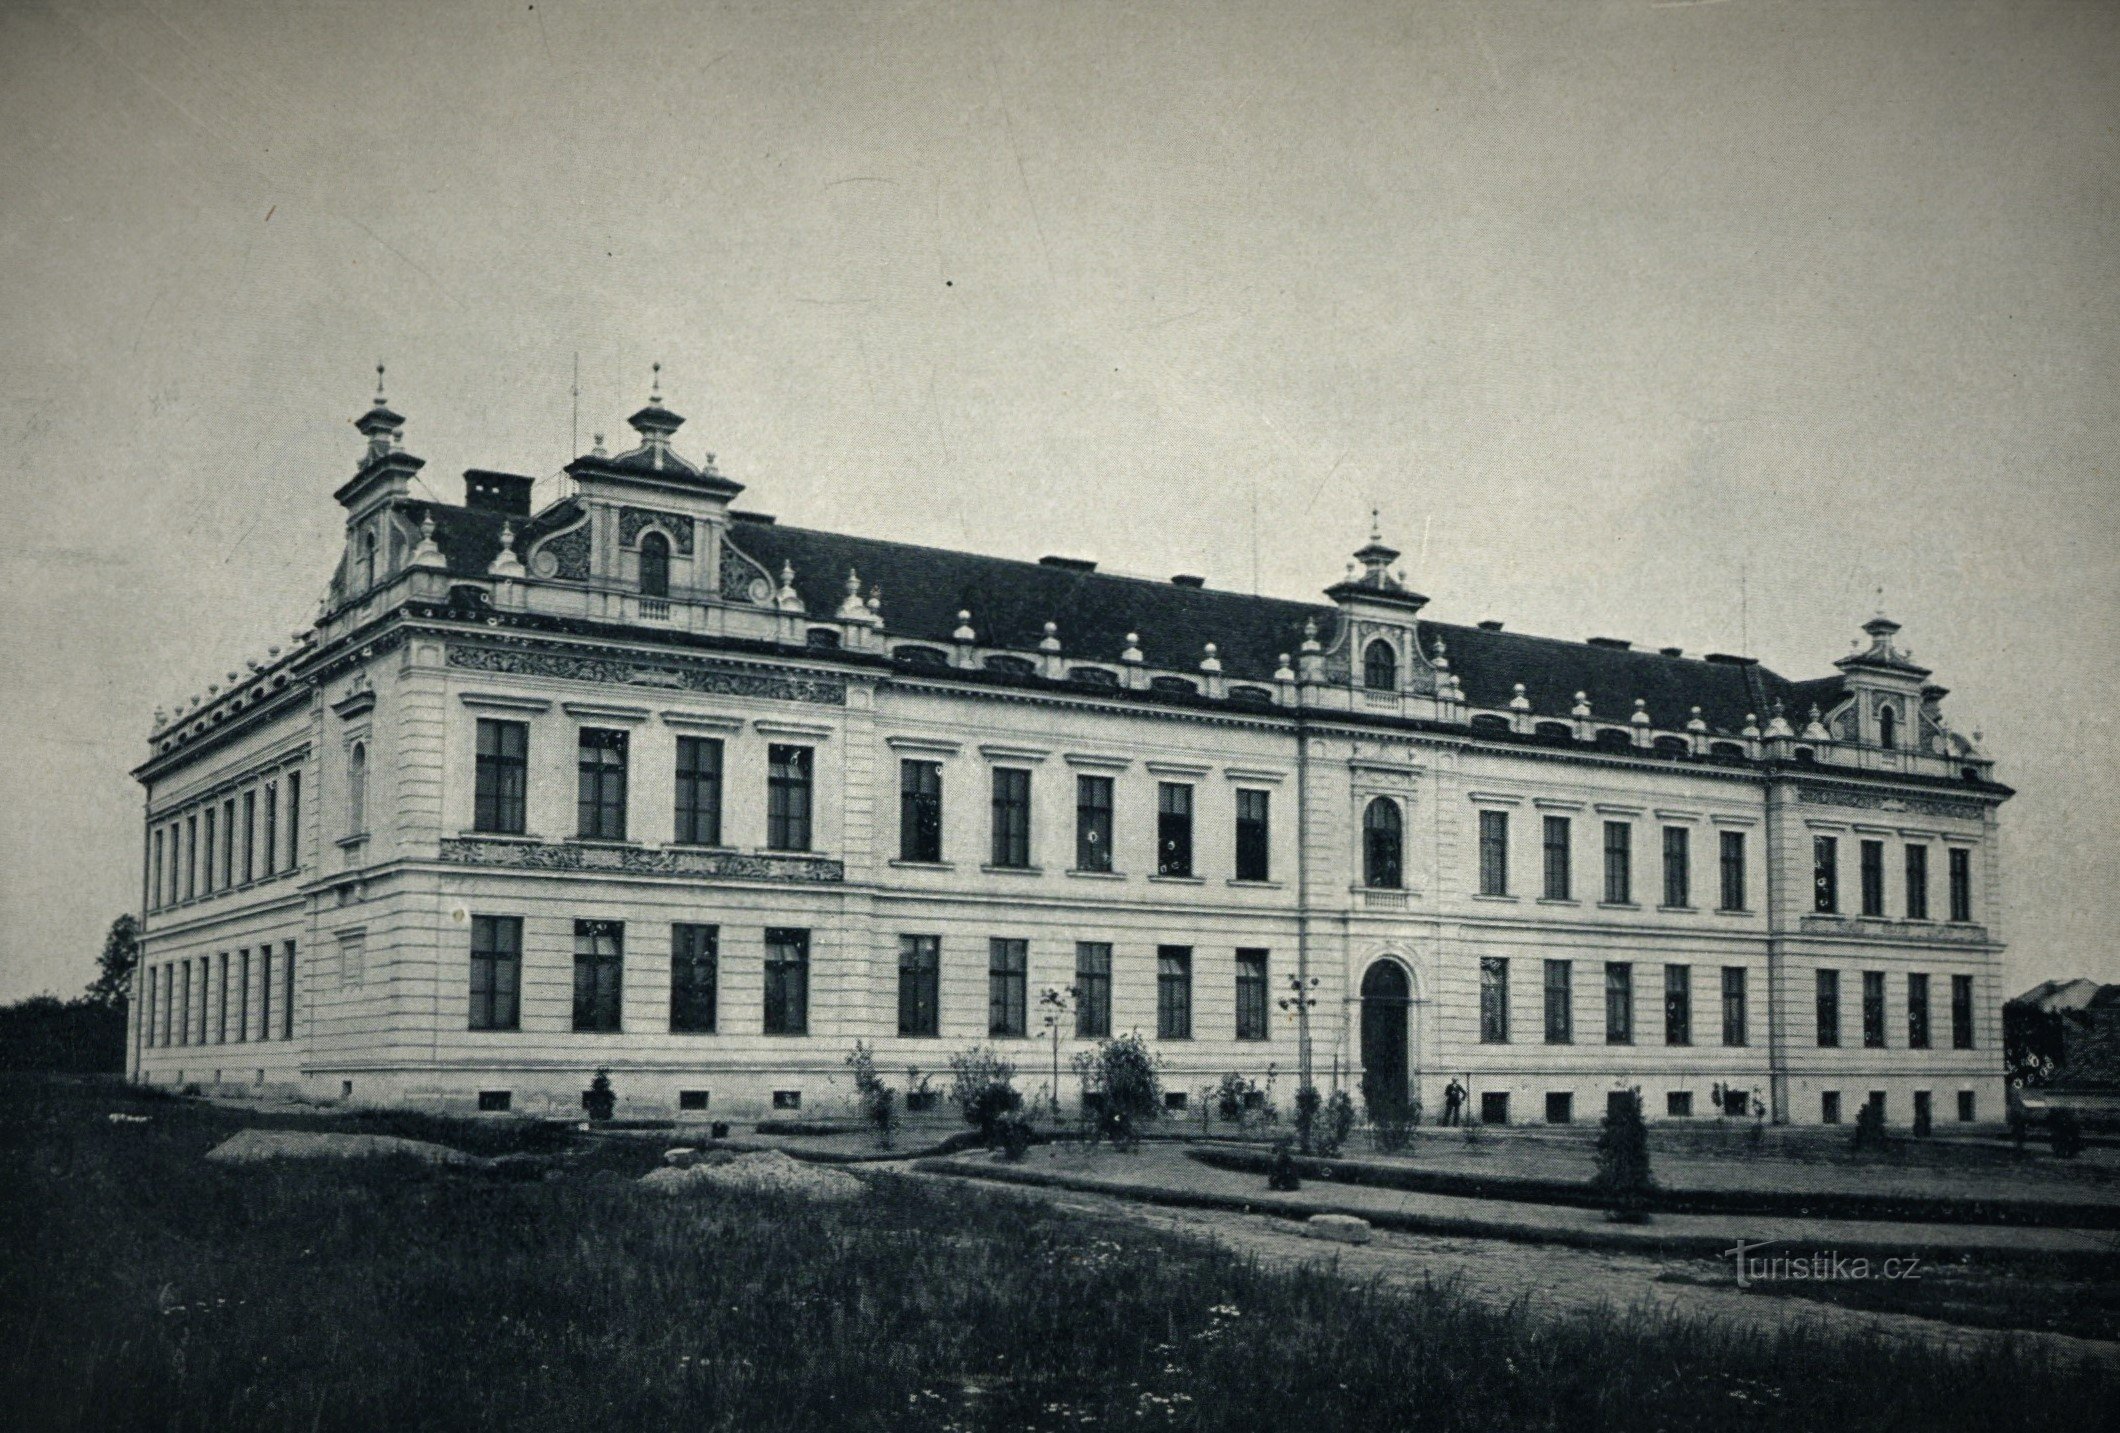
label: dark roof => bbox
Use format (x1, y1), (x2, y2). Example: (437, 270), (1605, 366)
(727, 520), (1849, 734)
(407, 498), (580, 580)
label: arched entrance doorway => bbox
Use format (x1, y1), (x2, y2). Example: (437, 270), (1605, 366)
(1359, 960), (1412, 1113)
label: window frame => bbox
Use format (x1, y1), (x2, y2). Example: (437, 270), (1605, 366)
(1363, 798), (1404, 890)
(1718, 829), (1745, 911)
(474, 719), (530, 836)
(1074, 942), (1112, 1038)
(637, 530), (671, 598)
(1951, 973), (1975, 1050)
(763, 928), (810, 1036)
(1816, 968), (1840, 1048)
(1156, 946), (1193, 1040)
(1156, 782), (1194, 878)
(1543, 958), (1573, 1045)
(1604, 961), (1632, 1045)
(1859, 839), (1885, 918)
(766, 745), (814, 853)
(1477, 810), (1510, 896)
(988, 937), (1028, 1037)
(1479, 956), (1509, 1044)
(1907, 971), (1931, 1050)
(673, 736), (724, 847)
(1862, 970), (1886, 1048)
(1234, 788), (1271, 882)
(570, 919), (624, 1033)
(576, 728), (629, 841)
(1663, 964), (1692, 1046)
(1662, 826), (1691, 908)
(897, 934), (940, 1038)
(1235, 948), (1269, 1041)
(1603, 821), (1632, 904)
(670, 923), (719, 1034)
(1948, 847), (1973, 922)
(1363, 639), (1397, 691)
(1813, 835), (1839, 913)
(469, 915), (523, 1032)
(1720, 966), (1747, 1047)
(1542, 815), (1571, 900)
(990, 767), (1032, 869)
(1904, 843), (1929, 920)
(1074, 774), (1113, 873)
(898, 759), (943, 863)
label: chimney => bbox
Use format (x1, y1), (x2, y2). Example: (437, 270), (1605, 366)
(1171, 574), (1205, 588)
(464, 470), (534, 517)
(1477, 620), (1504, 631)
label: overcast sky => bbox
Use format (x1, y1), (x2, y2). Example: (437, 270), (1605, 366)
(1, 0), (2114, 1002)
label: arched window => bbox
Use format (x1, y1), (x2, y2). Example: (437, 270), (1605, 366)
(1877, 705), (1897, 749)
(1364, 639), (1397, 692)
(360, 529), (378, 590)
(347, 742), (367, 835)
(1363, 797), (1403, 889)
(638, 531), (670, 598)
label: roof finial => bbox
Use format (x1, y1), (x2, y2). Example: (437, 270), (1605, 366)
(375, 361), (387, 403)
(650, 360), (663, 403)
(1369, 505), (1382, 543)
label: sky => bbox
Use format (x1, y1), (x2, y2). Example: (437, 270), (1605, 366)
(1, 0), (2114, 1001)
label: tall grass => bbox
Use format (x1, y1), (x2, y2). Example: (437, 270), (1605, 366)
(0, 1076), (2111, 1432)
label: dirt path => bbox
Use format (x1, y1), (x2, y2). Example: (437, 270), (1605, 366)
(907, 1169), (2119, 1368)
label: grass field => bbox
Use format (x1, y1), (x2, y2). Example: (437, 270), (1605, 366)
(1, 1077), (2113, 1432)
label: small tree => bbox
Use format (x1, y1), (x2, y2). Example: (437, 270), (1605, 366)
(583, 1068), (616, 1122)
(1361, 1074), (1417, 1154)
(2049, 1108), (2085, 1159)
(947, 1045), (1022, 1145)
(85, 915), (139, 1012)
(1593, 1087), (1654, 1222)
(1074, 1032), (1161, 1149)
(844, 1041), (898, 1149)
(1317, 1089), (1356, 1158)
(1294, 1083), (1322, 1154)
(1852, 1095), (1888, 1152)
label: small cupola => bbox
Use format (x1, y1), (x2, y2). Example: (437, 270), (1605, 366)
(351, 363), (404, 467)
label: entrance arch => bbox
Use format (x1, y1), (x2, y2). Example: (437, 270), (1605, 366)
(1359, 960), (1412, 1112)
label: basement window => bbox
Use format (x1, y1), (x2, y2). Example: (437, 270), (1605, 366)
(477, 1090), (512, 1112)
(771, 1090), (802, 1111)
(678, 1090), (710, 1112)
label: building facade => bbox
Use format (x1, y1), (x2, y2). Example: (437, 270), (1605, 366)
(128, 378), (2012, 1127)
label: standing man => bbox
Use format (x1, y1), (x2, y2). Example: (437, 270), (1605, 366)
(1442, 1077), (1466, 1126)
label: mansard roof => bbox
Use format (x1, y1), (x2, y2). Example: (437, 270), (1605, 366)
(407, 497), (580, 578)
(726, 517), (1849, 736)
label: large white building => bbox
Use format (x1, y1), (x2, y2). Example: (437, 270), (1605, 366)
(128, 377), (2011, 1127)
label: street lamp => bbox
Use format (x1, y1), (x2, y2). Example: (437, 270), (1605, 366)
(1278, 973), (1322, 1151)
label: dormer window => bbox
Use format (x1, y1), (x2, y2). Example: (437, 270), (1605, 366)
(1877, 705), (1897, 749)
(638, 531), (670, 598)
(1364, 639), (1397, 692)
(1363, 798), (1403, 889)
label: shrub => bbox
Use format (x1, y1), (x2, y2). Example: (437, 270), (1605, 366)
(995, 1112), (1034, 1162)
(1213, 1072), (1258, 1125)
(2050, 1108), (2085, 1159)
(1593, 1087), (1653, 1222)
(583, 1069), (615, 1123)
(1852, 1096), (1888, 1152)
(1266, 1138), (1301, 1191)
(844, 1041), (898, 1149)
(1317, 1089), (1357, 1158)
(1361, 1075), (1417, 1154)
(947, 1045), (1022, 1144)
(1073, 1033), (1162, 1149)
(1293, 1083), (1322, 1155)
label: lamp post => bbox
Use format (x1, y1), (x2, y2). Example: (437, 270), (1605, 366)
(1278, 973), (1321, 1151)
(1038, 985), (1077, 1121)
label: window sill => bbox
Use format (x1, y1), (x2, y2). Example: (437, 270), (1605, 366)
(1536, 897), (1578, 907)
(981, 864), (1043, 876)
(1471, 893), (1517, 903)
(1714, 907), (1752, 916)
(668, 841), (738, 853)
(335, 833), (370, 850)
(1598, 901), (1640, 911)
(568, 837), (643, 849)
(1657, 905), (1697, 914)
(1067, 868), (1126, 880)
(461, 830), (544, 843)
(1227, 878), (1282, 890)
(756, 846), (817, 857)
(1149, 874), (1205, 885)
(888, 858), (954, 871)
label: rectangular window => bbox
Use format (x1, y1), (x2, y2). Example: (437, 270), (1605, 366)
(991, 767), (1031, 868)
(1235, 949), (1269, 1041)
(1604, 962), (1633, 1045)
(151, 830), (164, 911)
(242, 792), (256, 883)
(1156, 946), (1192, 1039)
(1908, 972), (1931, 1049)
(898, 760), (942, 863)
(1075, 942), (1112, 1038)
(1479, 957), (1509, 1044)
(1721, 967), (1747, 1046)
(570, 920), (623, 1032)
(576, 729), (628, 840)
(216, 952), (230, 1043)
(144, 964), (159, 1046)
(1816, 969), (1841, 1047)
(236, 949), (250, 1041)
(674, 736), (724, 846)
(1542, 816), (1571, 900)
(282, 941), (295, 1039)
(766, 745), (813, 852)
(897, 934), (939, 1037)
(1822, 1091), (1842, 1125)
(262, 784), (278, 877)
(1862, 970), (1886, 1048)
(1603, 821), (1631, 904)
(1814, 835), (1839, 913)
(469, 916), (523, 1031)
(185, 815), (198, 899)
(474, 719), (529, 835)
(1663, 964), (1691, 1046)
(1478, 810), (1509, 896)
(657, 923), (716, 1035)
(222, 799), (236, 888)
(763, 929), (809, 1035)
(1662, 826), (1691, 907)
(989, 938), (1028, 1036)
(1905, 844), (1929, 920)
(258, 945), (272, 1041)
(1718, 830), (1745, 911)
(1075, 774), (1113, 873)
(1948, 848), (1972, 922)
(1544, 959), (1572, 1044)
(286, 773), (301, 871)
(1156, 783), (1194, 877)
(1952, 974), (1975, 1050)
(1480, 1091), (1509, 1125)
(1545, 1092), (1573, 1125)
(177, 959), (190, 1046)
(1667, 1091), (1694, 1118)
(1860, 840), (1885, 917)
(1914, 1090), (1933, 1130)
(1957, 1090), (1976, 1123)
(202, 808), (216, 894)
(1234, 789), (1271, 882)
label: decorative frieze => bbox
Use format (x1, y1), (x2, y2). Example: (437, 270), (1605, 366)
(1795, 787), (1983, 821)
(719, 537), (775, 604)
(438, 836), (844, 884)
(617, 507), (695, 554)
(533, 522), (592, 581)
(1799, 914), (1990, 944)
(445, 643), (846, 706)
